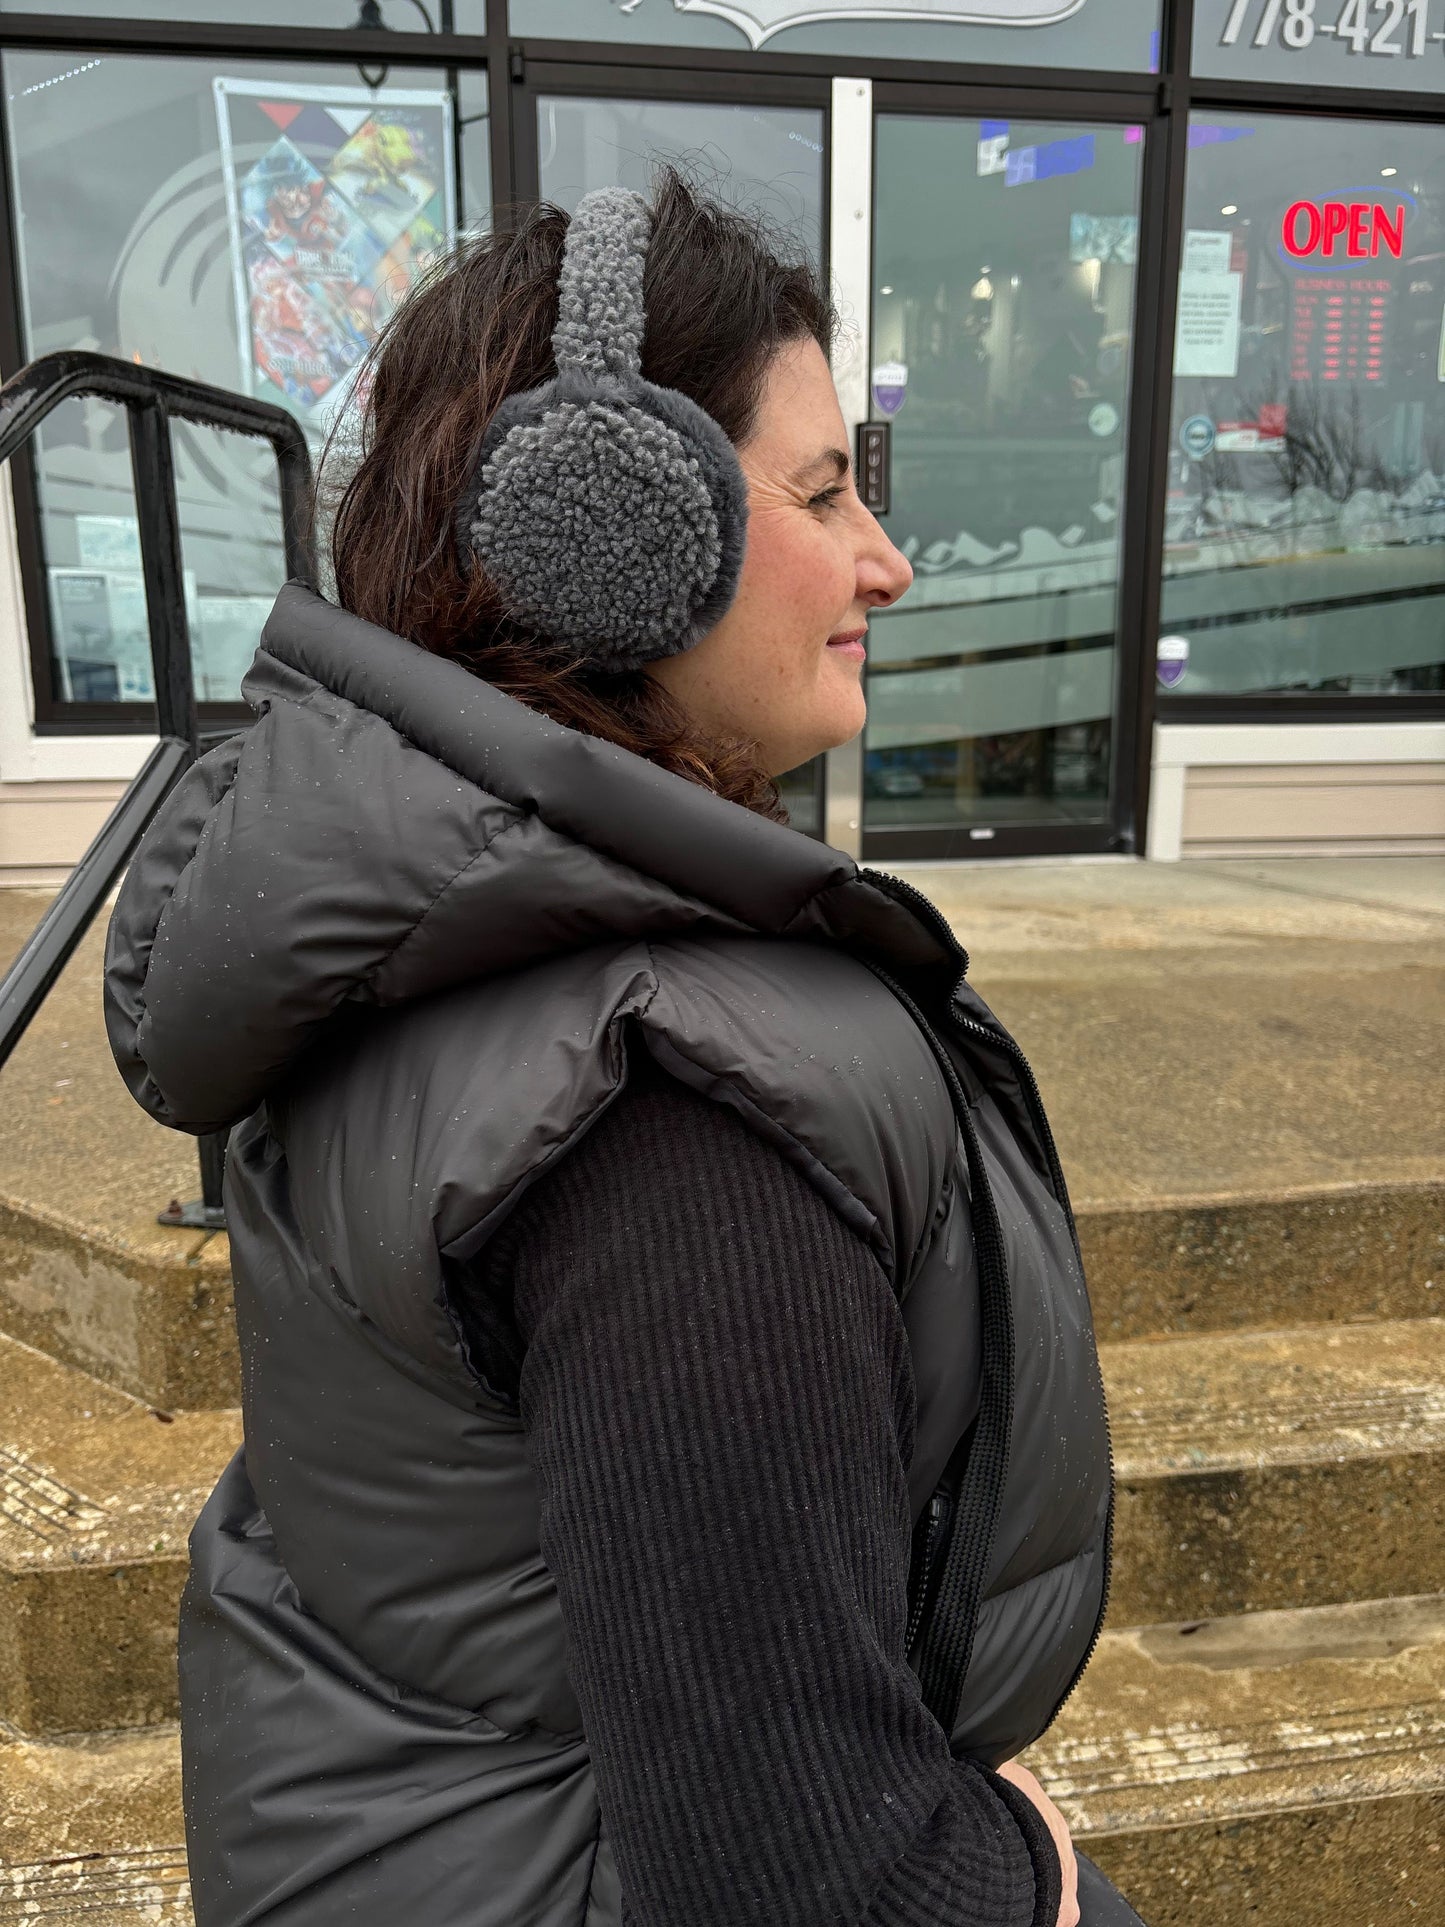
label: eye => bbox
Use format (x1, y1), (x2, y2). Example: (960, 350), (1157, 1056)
(808, 484), (846, 511)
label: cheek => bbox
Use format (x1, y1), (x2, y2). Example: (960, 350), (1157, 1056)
(741, 514), (851, 632)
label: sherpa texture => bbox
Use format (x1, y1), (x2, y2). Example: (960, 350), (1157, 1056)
(551, 184), (651, 380)
(458, 187), (749, 671)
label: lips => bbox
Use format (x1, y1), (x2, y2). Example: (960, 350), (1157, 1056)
(826, 629), (867, 660)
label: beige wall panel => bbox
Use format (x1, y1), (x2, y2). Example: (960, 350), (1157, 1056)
(1181, 763), (1445, 852)
(0, 784), (124, 872)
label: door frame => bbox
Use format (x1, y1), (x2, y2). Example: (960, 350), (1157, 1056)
(852, 75), (1173, 863)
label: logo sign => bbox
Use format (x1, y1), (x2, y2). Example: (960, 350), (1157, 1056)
(1278, 192), (1411, 270)
(871, 360), (908, 418)
(675, 0), (1082, 52)
(1087, 401), (1118, 438)
(1179, 413), (1215, 460)
(1156, 634), (1190, 690)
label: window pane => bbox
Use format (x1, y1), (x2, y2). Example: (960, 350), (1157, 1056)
(536, 94), (823, 255)
(1193, 0), (1445, 97)
(4, 48), (467, 712)
(1160, 112), (1445, 699)
(867, 114), (1143, 836)
(513, 0), (1158, 71)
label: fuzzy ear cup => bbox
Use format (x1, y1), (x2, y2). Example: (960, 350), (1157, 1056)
(457, 185), (750, 672)
(463, 368), (749, 673)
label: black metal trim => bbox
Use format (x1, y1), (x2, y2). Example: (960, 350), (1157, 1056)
(0, 11), (484, 62)
(0, 350), (314, 746)
(513, 37), (1160, 96)
(515, 53), (832, 106)
(870, 76), (1153, 118)
(1183, 74), (1445, 122)
(1116, 0), (1194, 864)
(862, 820), (1124, 863)
(1155, 692), (1445, 723)
(484, 0), (512, 222)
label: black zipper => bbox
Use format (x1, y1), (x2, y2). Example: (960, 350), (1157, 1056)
(904, 1491), (949, 1658)
(858, 864), (1115, 1734)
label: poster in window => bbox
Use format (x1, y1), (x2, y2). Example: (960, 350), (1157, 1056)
(215, 79), (456, 431)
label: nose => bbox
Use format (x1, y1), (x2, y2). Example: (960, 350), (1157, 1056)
(856, 510), (913, 610)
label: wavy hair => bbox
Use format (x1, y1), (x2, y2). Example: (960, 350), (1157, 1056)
(322, 167), (834, 821)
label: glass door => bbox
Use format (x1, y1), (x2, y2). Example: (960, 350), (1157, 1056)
(515, 71), (829, 833)
(860, 109), (1146, 859)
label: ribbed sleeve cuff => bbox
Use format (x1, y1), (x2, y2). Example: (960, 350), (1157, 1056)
(979, 1765), (1064, 1927)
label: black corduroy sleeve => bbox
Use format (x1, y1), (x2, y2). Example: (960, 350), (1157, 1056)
(482, 1058), (1061, 1927)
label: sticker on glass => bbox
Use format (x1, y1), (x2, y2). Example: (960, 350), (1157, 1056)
(1156, 634), (1190, 689)
(871, 361), (909, 418)
(1179, 414), (1216, 460)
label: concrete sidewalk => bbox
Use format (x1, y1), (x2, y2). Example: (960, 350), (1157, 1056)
(894, 854), (1444, 1206)
(3, 852), (1440, 1245)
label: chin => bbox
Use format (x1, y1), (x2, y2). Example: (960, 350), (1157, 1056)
(784, 693), (866, 772)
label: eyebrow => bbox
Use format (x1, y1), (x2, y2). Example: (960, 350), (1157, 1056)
(791, 448), (851, 485)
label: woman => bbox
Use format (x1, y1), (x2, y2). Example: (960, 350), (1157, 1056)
(104, 171), (1129, 1926)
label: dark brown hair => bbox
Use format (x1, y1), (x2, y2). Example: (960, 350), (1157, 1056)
(323, 168), (834, 820)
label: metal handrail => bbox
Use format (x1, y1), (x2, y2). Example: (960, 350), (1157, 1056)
(0, 351), (317, 1226)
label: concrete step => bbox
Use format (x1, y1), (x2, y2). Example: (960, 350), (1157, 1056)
(0, 1330), (239, 1737)
(4, 873), (1443, 1411)
(6, 1597), (1442, 1927)
(0, 890), (234, 1415)
(1104, 1317), (1445, 1625)
(7, 1177), (1437, 1418)
(1, 1725), (189, 1922)
(1079, 1177), (1442, 1342)
(3, 1301), (1439, 1738)
(0, 1205), (235, 1417)
(1024, 1592), (1445, 1927)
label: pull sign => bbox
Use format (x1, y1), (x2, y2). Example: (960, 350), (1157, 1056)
(856, 420), (891, 515)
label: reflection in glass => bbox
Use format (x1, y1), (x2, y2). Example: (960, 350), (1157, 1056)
(4, 48), (472, 712)
(1161, 112), (1445, 698)
(867, 115), (1142, 837)
(536, 94), (824, 259)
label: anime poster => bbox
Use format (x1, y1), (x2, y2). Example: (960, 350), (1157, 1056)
(215, 79), (455, 429)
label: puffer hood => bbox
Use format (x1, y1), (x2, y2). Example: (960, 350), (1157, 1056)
(104, 582), (953, 1137)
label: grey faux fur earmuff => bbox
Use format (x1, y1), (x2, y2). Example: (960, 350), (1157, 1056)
(457, 186), (750, 672)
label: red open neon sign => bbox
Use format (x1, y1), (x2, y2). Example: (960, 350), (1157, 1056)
(1281, 200), (1405, 261)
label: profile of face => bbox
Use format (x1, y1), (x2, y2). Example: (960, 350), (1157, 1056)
(645, 338), (913, 778)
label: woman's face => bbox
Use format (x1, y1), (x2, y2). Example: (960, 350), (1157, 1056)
(644, 337), (913, 777)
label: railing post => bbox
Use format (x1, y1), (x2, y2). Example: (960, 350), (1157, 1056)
(0, 352), (318, 1239)
(128, 395), (199, 759)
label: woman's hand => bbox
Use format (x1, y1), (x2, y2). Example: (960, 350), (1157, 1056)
(994, 1758), (1080, 1927)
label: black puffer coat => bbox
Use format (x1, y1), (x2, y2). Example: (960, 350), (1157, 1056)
(104, 582), (1112, 1925)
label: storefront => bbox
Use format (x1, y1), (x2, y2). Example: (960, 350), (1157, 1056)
(0, 0), (1441, 874)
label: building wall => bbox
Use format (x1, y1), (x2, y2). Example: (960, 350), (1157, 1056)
(1148, 723), (1445, 862)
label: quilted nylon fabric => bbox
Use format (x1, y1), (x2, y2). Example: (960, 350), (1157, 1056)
(103, 582), (1110, 1924)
